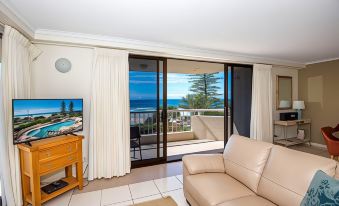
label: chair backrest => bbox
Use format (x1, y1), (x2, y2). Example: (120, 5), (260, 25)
(130, 127), (141, 140)
(321, 125), (339, 155)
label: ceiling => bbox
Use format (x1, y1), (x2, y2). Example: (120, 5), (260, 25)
(3, 0), (339, 64)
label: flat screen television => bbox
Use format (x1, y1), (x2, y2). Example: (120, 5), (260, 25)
(12, 99), (83, 144)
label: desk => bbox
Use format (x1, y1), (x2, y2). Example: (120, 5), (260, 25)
(274, 119), (311, 147)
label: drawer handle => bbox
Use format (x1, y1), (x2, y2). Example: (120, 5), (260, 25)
(45, 151), (51, 157)
(46, 163), (53, 168)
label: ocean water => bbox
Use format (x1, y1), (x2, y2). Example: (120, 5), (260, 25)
(130, 99), (181, 111)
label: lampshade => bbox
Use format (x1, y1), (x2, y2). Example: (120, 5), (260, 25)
(293, 101), (305, 110)
(279, 100), (291, 108)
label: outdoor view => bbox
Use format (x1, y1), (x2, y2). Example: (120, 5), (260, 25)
(129, 58), (227, 161)
(13, 99), (83, 144)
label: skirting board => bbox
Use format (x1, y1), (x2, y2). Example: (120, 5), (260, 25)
(310, 142), (327, 149)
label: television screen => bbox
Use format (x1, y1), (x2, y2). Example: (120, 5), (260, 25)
(13, 99), (83, 144)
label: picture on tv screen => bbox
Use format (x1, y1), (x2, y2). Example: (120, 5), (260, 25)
(13, 99), (83, 144)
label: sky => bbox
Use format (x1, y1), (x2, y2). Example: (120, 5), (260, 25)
(129, 71), (227, 100)
(13, 99), (83, 116)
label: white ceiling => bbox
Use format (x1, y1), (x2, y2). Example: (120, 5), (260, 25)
(3, 0), (339, 64)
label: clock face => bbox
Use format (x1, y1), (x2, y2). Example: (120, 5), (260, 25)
(55, 58), (72, 73)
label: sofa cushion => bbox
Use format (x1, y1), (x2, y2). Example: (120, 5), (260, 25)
(216, 195), (276, 206)
(257, 145), (337, 206)
(223, 135), (273, 192)
(183, 154), (225, 175)
(185, 173), (254, 206)
(300, 170), (339, 206)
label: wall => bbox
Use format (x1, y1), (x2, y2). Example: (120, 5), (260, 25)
(299, 59), (339, 145)
(271, 66), (299, 140)
(31, 44), (94, 180)
(191, 116), (224, 141)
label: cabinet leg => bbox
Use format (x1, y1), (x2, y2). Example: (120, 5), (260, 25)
(65, 165), (73, 177)
(76, 162), (83, 190)
(21, 175), (30, 206)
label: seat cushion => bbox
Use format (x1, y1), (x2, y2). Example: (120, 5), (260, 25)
(223, 135), (273, 192)
(216, 195), (276, 206)
(258, 145), (337, 206)
(184, 173), (254, 206)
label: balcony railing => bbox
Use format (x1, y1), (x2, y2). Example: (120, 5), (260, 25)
(130, 109), (225, 135)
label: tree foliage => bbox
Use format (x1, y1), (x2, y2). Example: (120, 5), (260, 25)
(180, 73), (222, 109)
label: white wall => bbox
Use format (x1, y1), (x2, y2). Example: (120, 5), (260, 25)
(32, 44), (94, 180)
(271, 66), (299, 140)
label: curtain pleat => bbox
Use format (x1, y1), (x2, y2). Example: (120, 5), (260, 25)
(88, 48), (130, 180)
(250, 64), (273, 142)
(0, 25), (41, 206)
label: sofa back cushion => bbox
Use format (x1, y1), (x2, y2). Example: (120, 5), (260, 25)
(223, 135), (273, 192)
(257, 145), (337, 206)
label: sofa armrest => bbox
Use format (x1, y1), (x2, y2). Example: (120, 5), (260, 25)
(182, 154), (225, 175)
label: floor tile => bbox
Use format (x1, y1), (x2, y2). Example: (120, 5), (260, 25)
(133, 194), (162, 204)
(101, 185), (132, 206)
(129, 180), (160, 199)
(69, 190), (101, 206)
(44, 190), (73, 206)
(154, 176), (182, 193)
(107, 200), (133, 206)
(176, 175), (183, 184)
(162, 189), (189, 206)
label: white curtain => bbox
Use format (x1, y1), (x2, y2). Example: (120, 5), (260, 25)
(88, 48), (130, 180)
(0, 25), (41, 206)
(250, 64), (273, 142)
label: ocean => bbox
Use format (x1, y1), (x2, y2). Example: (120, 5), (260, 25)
(130, 99), (227, 112)
(130, 99), (181, 111)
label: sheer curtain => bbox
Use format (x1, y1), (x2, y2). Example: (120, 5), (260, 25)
(0, 25), (41, 206)
(88, 48), (130, 180)
(250, 64), (273, 142)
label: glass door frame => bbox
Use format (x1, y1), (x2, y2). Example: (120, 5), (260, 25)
(129, 54), (168, 168)
(225, 63), (253, 144)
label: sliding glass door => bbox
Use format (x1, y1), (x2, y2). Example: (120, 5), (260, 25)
(129, 56), (167, 167)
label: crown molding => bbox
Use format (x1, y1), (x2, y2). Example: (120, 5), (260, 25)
(305, 57), (339, 65)
(0, 1), (35, 38)
(34, 29), (305, 68)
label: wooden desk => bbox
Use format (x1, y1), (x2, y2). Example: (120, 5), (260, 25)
(274, 119), (311, 147)
(18, 135), (84, 206)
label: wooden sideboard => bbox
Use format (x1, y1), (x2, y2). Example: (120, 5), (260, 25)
(18, 135), (84, 206)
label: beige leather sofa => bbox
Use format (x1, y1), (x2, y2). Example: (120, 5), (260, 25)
(183, 135), (338, 206)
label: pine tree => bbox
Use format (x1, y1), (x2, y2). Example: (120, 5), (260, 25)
(180, 73), (222, 109)
(60, 101), (66, 115)
(69, 101), (74, 114)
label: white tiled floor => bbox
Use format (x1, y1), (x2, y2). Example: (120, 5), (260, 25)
(51, 175), (187, 206)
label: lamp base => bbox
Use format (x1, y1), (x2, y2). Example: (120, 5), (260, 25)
(297, 110), (302, 120)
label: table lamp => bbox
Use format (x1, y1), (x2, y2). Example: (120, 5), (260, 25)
(293, 101), (305, 120)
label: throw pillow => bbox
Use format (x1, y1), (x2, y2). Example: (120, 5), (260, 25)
(301, 170), (339, 206)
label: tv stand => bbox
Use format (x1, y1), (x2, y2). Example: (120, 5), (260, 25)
(66, 132), (78, 136)
(18, 135), (84, 206)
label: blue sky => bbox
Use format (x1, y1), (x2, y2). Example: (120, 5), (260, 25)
(13, 99), (83, 116)
(129, 71), (227, 100)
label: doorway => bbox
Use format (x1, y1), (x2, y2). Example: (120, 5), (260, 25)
(129, 56), (167, 167)
(129, 55), (253, 166)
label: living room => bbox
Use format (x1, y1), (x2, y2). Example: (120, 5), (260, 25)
(0, 1), (339, 206)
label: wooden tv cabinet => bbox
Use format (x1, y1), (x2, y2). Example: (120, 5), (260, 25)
(18, 135), (84, 206)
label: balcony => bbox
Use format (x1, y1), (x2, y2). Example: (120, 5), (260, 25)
(130, 109), (227, 160)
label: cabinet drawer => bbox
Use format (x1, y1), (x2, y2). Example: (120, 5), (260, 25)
(40, 153), (77, 174)
(39, 143), (77, 161)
